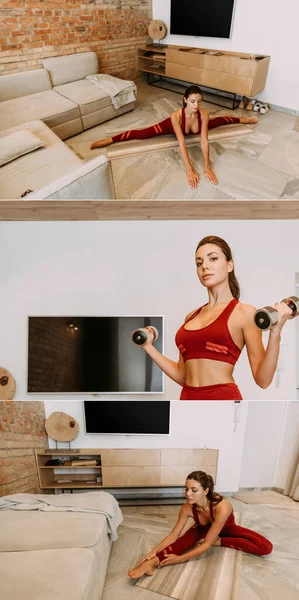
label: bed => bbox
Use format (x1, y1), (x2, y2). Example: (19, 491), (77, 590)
(0, 491), (123, 600)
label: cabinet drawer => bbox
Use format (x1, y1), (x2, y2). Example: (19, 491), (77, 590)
(102, 466), (161, 486)
(161, 465), (217, 486)
(101, 449), (160, 467)
(166, 62), (204, 85)
(202, 69), (254, 96)
(167, 48), (205, 68)
(203, 55), (257, 77)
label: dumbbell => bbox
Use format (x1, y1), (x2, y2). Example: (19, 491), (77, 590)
(131, 327), (159, 346)
(254, 296), (299, 330)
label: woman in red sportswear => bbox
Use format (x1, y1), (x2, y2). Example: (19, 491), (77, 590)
(90, 85), (257, 188)
(141, 235), (291, 401)
(128, 470), (272, 579)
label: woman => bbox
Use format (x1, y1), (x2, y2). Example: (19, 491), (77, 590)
(140, 235), (292, 400)
(128, 471), (272, 579)
(90, 85), (257, 188)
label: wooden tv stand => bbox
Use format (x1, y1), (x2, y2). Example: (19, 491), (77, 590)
(137, 44), (270, 107)
(35, 448), (218, 491)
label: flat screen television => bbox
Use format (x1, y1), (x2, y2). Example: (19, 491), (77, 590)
(27, 316), (163, 394)
(84, 401), (170, 434)
(170, 0), (235, 38)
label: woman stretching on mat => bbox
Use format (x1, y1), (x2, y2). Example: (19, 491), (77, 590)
(128, 470), (272, 579)
(90, 85), (257, 189)
(139, 235), (291, 401)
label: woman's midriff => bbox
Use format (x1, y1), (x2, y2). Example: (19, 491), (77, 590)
(184, 358), (236, 387)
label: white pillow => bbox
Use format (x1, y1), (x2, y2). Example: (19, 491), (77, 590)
(0, 129), (46, 166)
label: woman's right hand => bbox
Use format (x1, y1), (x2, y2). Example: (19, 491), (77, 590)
(187, 169), (200, 189)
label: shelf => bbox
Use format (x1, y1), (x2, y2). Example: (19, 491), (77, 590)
(138, 67), (166, 76)
(40, 465), (102, 469)
(41, 481), (103, 489)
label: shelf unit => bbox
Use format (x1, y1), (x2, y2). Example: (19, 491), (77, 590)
(137, 45), (167, 77)
(35, 448), (218, 492)
(35, 449), (102, 490)
(137, 44), (270, 109)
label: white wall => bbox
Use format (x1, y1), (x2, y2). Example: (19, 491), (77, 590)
(1, 220), (298, 401)
(45, 400), (249, 492)
(239, 401), (299, 489)
(153, 0), (299, 110)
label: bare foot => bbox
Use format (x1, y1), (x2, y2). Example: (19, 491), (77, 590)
(239, 117), (258, 125)
(128, 557), (159, 579)
(90, 138), (113, 149)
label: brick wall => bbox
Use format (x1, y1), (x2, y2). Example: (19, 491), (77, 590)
(0, 401), (48, 495)
(0, 0), (152, 78)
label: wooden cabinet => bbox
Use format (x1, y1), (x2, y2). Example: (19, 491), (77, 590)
(138, 44), (270, 98)
(35, 448), (218, 491)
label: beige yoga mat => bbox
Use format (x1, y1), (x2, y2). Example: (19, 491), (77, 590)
(293, 116), (299, 132)
(135, 513), (242, 600)
(232, 490), (296, 505)
(107, 124), (252, 160)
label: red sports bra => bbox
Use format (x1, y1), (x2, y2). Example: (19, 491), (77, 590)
(181, 106), (202, 135)
(175, 298), (241, 365)
(192, 501), (234, 528)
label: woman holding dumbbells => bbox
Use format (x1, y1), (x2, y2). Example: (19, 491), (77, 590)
(90, 85), (257, 189)
(140, 235), (293, 400)
(128, 470), (272, 579)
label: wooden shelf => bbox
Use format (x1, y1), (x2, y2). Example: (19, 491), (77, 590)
(137, 44), (270, 98)
(35, 449), (218, 491)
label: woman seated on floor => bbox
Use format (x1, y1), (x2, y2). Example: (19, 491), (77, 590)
(90, 85), (258, 189)
(128, 470), (272, 579)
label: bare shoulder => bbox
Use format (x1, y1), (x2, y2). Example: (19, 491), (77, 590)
(214, 497), (232, 516)
(235, 302), (257, 323)
(180, 501), (193, 518)
(171, 108), (182, 123)
(200, 108), (209, 120)
(185, 308), (198, 322)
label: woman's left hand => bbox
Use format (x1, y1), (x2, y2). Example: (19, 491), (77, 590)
(204, 167), (218, 185)
(271, 302), (294, 332)
(159, 554), (181, 567)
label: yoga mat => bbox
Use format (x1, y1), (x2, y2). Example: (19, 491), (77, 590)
(135, 513), (242, 600)
(293, 116), (299, 132)
(107, 124), (253, 160)
(232, 490), (296, 505)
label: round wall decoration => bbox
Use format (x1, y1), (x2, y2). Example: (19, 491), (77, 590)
(45, 412), (79, 442)
(0, 367), (16, 400)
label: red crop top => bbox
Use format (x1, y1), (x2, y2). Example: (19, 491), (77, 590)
(175, 298), (241, 365)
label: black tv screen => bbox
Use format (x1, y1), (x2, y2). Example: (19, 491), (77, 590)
(84, 401), (170, 434)
(27, 316), (163, 393)
(170, 0), (235, 38)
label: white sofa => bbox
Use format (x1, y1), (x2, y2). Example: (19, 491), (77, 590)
(0, 491), (123, 600)
(0, 52), (136, 199)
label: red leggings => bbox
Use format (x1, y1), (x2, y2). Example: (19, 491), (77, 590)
(180, 383), (243, 400)
(111, 116), (240, 143)
(157, 518), (272, 562)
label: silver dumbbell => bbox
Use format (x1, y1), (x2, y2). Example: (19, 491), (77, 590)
(131, 327), (159, 346)
(254, 296), (299, 330)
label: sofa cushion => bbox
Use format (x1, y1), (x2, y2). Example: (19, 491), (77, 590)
(0, 90), (80, 132)
(0, 120), (82, 199)
(0, 129), (45, 166)
(54, 79), (134, 116)
(44, 52), (98, 86)
(0, 69), (52, 102)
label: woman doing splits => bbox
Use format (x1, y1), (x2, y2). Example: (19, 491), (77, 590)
(128, 471), (272, 579)
(140, 235), (292, 401)
(90, 85), (257, 188)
